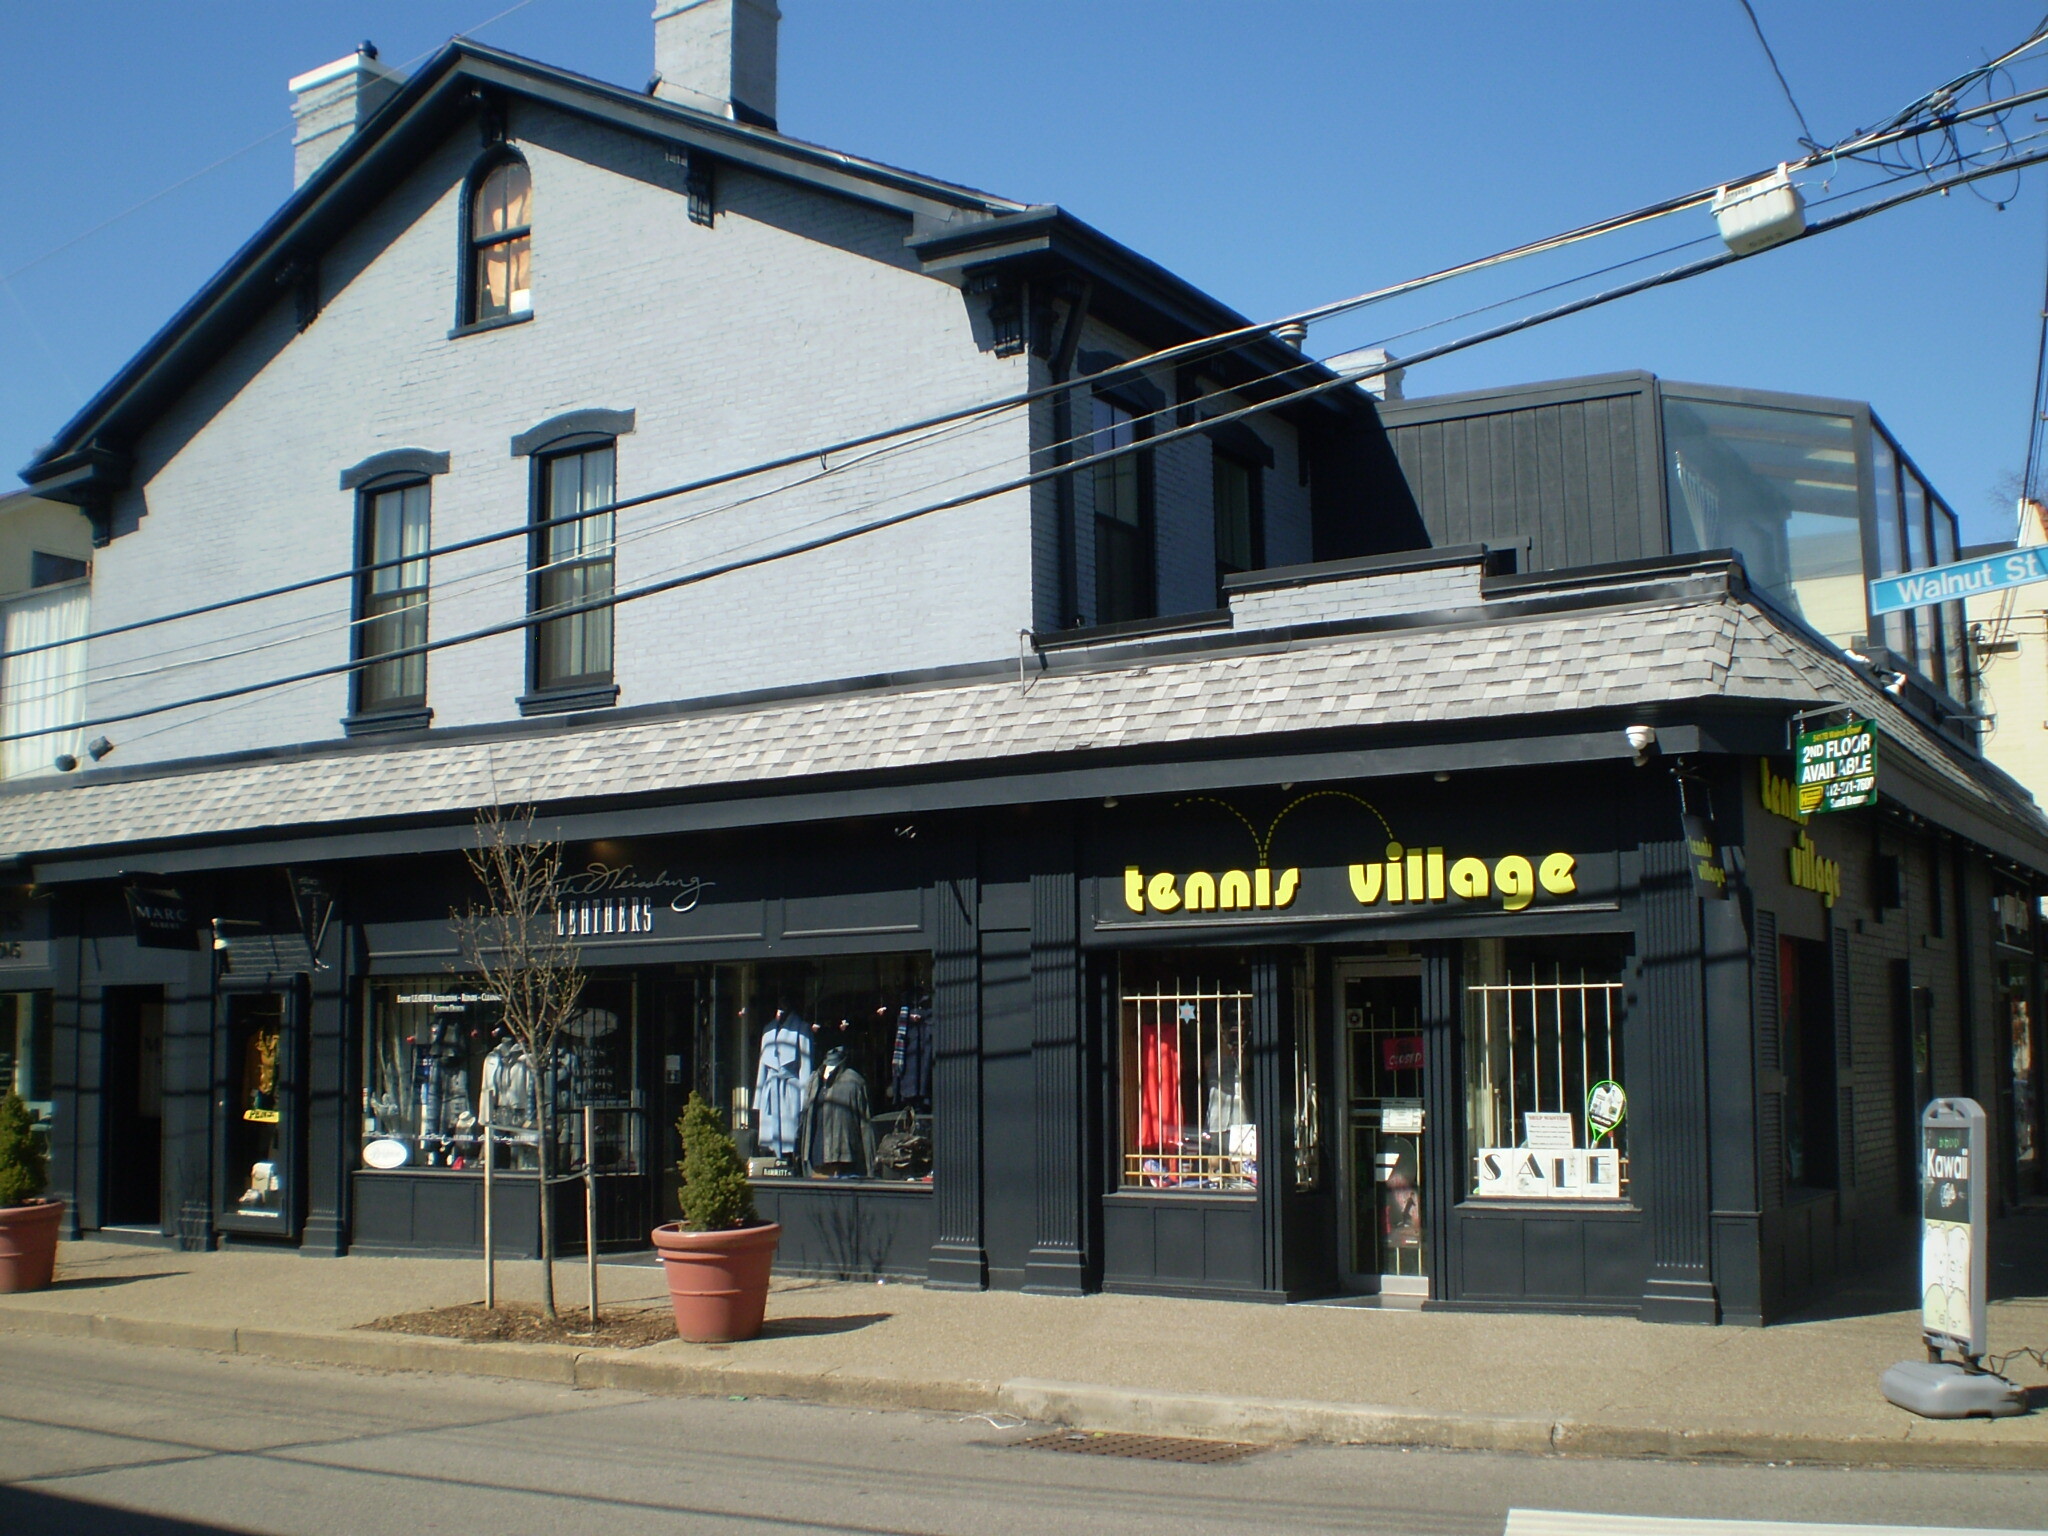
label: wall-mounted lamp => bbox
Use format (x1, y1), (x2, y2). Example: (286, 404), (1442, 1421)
(1102, 796), (1119, 810)
(1433, 770), (1451, 783)
(86, 735), (114, 762)
(53, 754), (78, 773)
(1625, 724), (1658, 766)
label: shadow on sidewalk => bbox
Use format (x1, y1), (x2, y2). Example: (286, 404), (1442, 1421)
(1781, 1204), (2048, 1324)
(48, 1271), (190, 1292)
(0, 1487), (257, 1536)
(759, 1311), (891, 1338)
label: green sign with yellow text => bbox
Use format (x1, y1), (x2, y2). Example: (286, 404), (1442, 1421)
(1796, 719), (1877, 815)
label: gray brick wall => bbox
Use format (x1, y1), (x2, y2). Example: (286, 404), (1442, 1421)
(85, 99), (1035, 765)
(1229, 558), (1484, 630)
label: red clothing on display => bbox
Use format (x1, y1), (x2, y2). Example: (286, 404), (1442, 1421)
(1137, 1020), (1181, 1150)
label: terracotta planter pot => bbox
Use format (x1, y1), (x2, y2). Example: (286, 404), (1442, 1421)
(651, 1221), (780, 1342)
(0, 1200), (63, 1294)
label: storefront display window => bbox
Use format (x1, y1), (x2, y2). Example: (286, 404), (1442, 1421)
(227, 993), (288, 1219)
(0, 990), (53, 1132)
(1463, 938), (1627, 1200)
(1995, 884), (2040, 1184)
(361, 975), (640, 1174)
(1119, 950), (1256, 1192)
(699, 953), (932, 1181)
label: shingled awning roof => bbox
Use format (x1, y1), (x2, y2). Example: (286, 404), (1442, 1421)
(6, 558), (2043, 874)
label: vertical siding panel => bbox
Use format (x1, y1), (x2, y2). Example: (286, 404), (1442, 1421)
(1534, 405), (1565, 572)
(1583, 398), (1619, 566)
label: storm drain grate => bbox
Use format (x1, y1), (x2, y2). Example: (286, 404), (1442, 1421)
(1013, 1430), (1266, 1464)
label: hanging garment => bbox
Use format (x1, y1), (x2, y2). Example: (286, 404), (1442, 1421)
(481, 1042), (537, 1131)
(801, 1063), (875, 1174)
(1137, 1020), (1181, 1151)
(1205, 1059), (1245, 1133)
(753, 1017), (812, 1158)
(890, 1007), (932, 1104)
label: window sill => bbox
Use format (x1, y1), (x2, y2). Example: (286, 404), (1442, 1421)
(517, 684), (619, 717)
(748, 1175), (932, 1192)
(1105, 1188), (1258, 1204)
(1456, 1197), (1639, 1213)
(447, 310), (534, 341)
(342, 706), (433, 737)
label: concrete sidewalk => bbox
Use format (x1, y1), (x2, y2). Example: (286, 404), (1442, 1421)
(4, 1239), (2047, 1469)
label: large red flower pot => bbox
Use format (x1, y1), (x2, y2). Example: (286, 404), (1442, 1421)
(651, 1221), (780, 1342)
(0, 1200), (63, 1294)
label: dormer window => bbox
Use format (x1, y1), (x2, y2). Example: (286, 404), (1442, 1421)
(467, 156), (531, 324)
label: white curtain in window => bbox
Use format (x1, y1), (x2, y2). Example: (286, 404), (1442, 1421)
(1, 584), (88, 779)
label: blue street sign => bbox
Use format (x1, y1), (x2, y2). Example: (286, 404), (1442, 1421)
(1868, 546), (2048, 615)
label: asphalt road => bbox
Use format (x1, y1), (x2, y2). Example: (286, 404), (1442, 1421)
(5, 1333), (2048, 1536)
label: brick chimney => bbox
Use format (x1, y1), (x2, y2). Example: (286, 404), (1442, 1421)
(651, 0), (780, 129)
(290, 44), (403, 188)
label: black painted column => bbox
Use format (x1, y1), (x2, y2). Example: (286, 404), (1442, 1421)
(1025, 866), (1088, 1294)
(48, 896), (84, 1240)
(1638, 821), (1720, 1323)
(299, 908), (350, 1256)
(1419, 945), (1461, 1303)
(163, 945), (216, 1250)
(1250, 954), (1290, 1297)
(927, 874), (987, 1289)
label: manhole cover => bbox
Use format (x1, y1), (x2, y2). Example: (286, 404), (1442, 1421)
(1013, 1430), (1265, 1464)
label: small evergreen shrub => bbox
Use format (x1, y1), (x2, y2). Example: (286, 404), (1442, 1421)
(0, 1091), (49, 1209)
(676, 1092), (757, 1232)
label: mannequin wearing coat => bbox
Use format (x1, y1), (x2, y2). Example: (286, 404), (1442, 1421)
(800, 1046), (875, 1177)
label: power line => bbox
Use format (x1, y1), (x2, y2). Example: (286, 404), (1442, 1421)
(23, 67), (2048, 673)
(1735, 0), (1818, 149)
(23, 139), (2048, 751)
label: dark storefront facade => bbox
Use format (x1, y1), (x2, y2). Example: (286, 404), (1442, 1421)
(23, 568), (2047, 1326)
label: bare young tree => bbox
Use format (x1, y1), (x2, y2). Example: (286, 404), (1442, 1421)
(452, 804), (584, 1319)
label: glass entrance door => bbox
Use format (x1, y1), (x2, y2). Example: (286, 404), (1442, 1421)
(1339, 961), (1428, 1296)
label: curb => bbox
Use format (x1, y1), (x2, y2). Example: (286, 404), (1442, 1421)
(4, 1305), (2044, 1471)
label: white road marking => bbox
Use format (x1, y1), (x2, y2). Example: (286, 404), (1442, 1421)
(1505, 1513), (2048, 1536)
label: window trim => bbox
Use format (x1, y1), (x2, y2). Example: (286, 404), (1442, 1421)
(344, 472), (435, 735)
(455, 149), (532, 332)
(521, 433), (620, 713)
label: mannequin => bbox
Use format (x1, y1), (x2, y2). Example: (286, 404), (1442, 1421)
(800, 1045), (874, 1177)
(480, 1034), (539, 1170)
(752, 1008), (812, 1160)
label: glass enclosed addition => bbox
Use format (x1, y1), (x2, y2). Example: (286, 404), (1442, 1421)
(1663, 397), (1865, 648)
(1463, 938), (1628, 1200)
(1118, 950), (1256, 1192)
(697, 954), (933, 1181)
(360, 975), (640, 1175)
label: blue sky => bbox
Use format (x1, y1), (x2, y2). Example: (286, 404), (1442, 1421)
(4, 1), (2047, 542)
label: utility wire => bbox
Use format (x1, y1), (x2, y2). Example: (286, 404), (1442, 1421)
(21, 69), (2048, 672)
(1736, 0), (1818, 149)
(2022, 191), (2048, 511)
(22, 140), (2048, 750)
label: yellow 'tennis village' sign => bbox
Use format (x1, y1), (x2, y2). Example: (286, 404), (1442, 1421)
(1123, 843), (1578, 916)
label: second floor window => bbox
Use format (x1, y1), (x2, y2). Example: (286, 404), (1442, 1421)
(532, 443), (616, 693)
(1092, 395), (1153, 624)
(356, 480), (431, 713)
(1213, 450), (1261, 602)
(468, 157), (532, 323)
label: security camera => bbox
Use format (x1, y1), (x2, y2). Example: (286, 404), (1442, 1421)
(1625, 724), (1658, 766)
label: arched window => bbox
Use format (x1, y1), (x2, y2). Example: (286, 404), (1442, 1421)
(466, 156), (531, 324)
